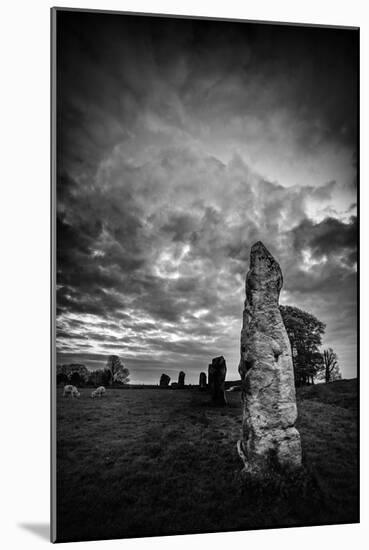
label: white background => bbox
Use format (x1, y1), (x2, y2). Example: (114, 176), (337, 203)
(0, 0), (367, 548)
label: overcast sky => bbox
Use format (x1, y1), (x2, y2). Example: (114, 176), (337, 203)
(56, 11), (358, 383)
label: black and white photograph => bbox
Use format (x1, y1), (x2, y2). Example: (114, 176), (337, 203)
(52, 8), (358, 543)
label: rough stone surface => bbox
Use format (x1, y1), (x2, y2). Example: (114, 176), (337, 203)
(159, 373), (171, 387)
(208, 356), (227, 405)
(238, 241), (302, 476)
(199, 372), (207, 390)
(178, 371), (185, 387)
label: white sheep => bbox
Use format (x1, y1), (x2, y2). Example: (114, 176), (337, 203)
(63, 385), (80, 398)
(91, 386), (106, 398)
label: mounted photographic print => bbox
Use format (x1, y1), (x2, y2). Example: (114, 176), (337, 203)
(51, 7), (359, 543)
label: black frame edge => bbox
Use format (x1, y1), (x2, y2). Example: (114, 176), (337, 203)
(50, 6), (57, 544)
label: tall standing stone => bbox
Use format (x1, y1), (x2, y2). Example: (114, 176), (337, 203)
(178, 371), (185, 387)
(159, 373), (171, 387)
(208, 356), (227, 405)
(238, 241), (302, 476)
(199, 371), (207, 390)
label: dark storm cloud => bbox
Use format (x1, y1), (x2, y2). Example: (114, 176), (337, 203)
(56, 11), (358, 382)
(57, 12), (357, 172)
(290, 216), (357, 263)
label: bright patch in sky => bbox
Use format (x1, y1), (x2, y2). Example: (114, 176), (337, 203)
(301, 249), (328, 272)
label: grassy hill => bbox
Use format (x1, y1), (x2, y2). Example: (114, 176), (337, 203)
(56, 379), (358, 542)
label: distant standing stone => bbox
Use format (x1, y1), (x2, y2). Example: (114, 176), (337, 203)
(159, 373), (171, 387)
(199, 371), (207, 390)
(178, 371), (185, 388)
(238, 241), (302, 477)
(208, 356), (227, 405)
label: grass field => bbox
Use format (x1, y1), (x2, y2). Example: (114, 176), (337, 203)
(56, 379), (358, 542)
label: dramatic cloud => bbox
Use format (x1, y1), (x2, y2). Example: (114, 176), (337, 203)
(56, 12), (358, 382)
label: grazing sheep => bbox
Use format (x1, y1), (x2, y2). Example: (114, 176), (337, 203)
(91, 386), (106, 398)
(63, 385), (80, 398)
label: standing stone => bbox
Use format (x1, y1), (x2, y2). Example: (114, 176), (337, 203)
(159, 373), (171, 387)
(178, 371), (185, 388)
(208, 356), (227, 405)
(238, 241), (302, 477)
(199, 371), (207, 390)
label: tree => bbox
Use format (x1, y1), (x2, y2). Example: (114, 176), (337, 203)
(57, 373), (68, 386)
(105, 355), (130, 386)
(87, 369), (105, 387)
(70, 372), (82, 387)
(101, 368), (112, 386)
(280, 305), (326, 386)
(322, 348), (342, 383)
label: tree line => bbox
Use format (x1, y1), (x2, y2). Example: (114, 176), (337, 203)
(280, 305), (341, 386)
(57, 308), (341, 389)
(57, 355), (130, 387)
